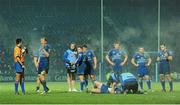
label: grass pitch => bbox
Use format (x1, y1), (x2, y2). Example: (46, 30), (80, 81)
(0, 82), (180, 104)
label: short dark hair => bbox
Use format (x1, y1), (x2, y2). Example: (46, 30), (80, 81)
(160, 43), (166, 46)
(82, 44), (87, 48)
(16, 38), (22, 45)
(77, 45), (83, 49)
(69, 42), (76, 47)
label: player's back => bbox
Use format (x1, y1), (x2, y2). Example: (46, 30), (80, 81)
(85, 50), (95, 62)
(120, 73), (137, 85)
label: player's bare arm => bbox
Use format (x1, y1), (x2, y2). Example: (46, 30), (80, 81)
(106, 55), (114, 66)
(43, 49), (50, 57)
(131, 58), (138, 67)
(146, 58), (152, 66)
(93, 56), (97, 70)
(167, 55), (173, 61)
(157, 56), (160, 62)
(121, 54), (128, 66)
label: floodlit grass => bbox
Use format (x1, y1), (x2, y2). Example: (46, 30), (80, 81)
(0, 82), (180, 104)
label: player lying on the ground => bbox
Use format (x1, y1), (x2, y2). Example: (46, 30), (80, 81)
(90, 81), (117, 94)
(119, 72), (139, 94)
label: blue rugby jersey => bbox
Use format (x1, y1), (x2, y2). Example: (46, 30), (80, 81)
(158, 50), (173, 63)
(133, 52), (150, 66)
(84, 50), (95, 63)
(39, 44), (51, 58)
(64, 49), (77, 68)
(120, 73), (137, 86)
(108, 49), (127, 65)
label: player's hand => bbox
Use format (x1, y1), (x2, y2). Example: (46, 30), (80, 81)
(157, 57), (160, 61)
(135, 64), (139, 67)
(146, 64), (150, 66)
(120, 62), (125, 66)
(164, 52), (168, 57)
(110, 62), (115, 66)
(93, 64), (97, 70)
(22, 65), (25, 69)
(22, 48), (26, 53)
(42, 49), (46, 52)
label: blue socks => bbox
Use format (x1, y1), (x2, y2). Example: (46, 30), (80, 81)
(146, 80), (151, 89)
(36, 86), (40, 91)
(20, 81), (25, 94)
(80, 80), (86, 91)
(139, 80), (143, 90)
(15, 80), (25, 94)
(169, 81), (173, 91)
(85, 79), (88, 88)
(41, 80), (47, 92)
(161, 80), (173, 91)
(139, 80), (152, 90)
(80, 81), (83, 91)
(161, 80), (166, 91)
(15, 81), (18, 94)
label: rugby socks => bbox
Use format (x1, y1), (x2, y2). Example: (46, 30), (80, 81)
(46, 86), (49, 91)
(41, 80), (47, 92)
(168, 81), (173, 91)
(36, 86), (40, 91)
(161, 80), (166, 91)
(80, 80), (87, 91)
(85, 79), (88, 88)
(80, 81), (84, 91)
(83, 80), (87, 90)
(146, 80), (151, 89)
(15, 81), (19, 94)
(20, 80), (25, 94)
(39, 78), (49, 91)
(82, 80), (86, 86)
(139, 80), (143, 90)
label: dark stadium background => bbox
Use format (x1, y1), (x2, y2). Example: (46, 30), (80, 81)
(0, 0), (179, 82)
